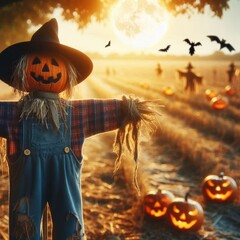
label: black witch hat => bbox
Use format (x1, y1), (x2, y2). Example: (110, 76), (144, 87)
(0, 18), (93, 88)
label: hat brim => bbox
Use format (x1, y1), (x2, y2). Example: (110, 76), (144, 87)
(0, 41), (93, 89)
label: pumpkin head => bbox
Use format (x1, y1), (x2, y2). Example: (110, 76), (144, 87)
(201, 172), (238, 203)
(166, 193), (204, 232)
(26, 53), (68, 93)
(210, 95), (228, 110)
(144, 189), (174, 219)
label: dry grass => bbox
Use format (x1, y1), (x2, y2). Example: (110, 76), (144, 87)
(103, 73), (239, 177)
(1, 59), (240, 239)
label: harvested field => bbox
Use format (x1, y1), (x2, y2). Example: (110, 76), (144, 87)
(1, 59), (240, 239)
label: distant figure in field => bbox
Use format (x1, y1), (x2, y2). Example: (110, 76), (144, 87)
(106, 66), (110, 77)
(227, 62), (236, 83)
(156, 63), (162, 77)
(177, 62), (202, 93)
(106, 67), (116, 77)
(213, 68), (217, 82)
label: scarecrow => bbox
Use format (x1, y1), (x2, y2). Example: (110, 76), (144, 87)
(227, 62), (236, 83)
(0, 19), (161, 240)
(156, 63), (162, 78)
(177, 62), (202, 93)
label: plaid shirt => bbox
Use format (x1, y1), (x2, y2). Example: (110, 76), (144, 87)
(0, 99), (124, 163)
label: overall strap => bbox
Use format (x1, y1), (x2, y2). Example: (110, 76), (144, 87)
(63, 101), (72, 147)
(22, 116), (32, 153)
(21, 101), (72, 152)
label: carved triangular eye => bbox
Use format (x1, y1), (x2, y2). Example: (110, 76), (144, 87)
(32, 57), (41, 65)
(51, 58), (59, 66)
(173, 205), (180, 213)
(222, 181), (230, 187)
(189, 209), (198, 216)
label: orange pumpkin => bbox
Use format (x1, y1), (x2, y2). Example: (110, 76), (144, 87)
(201, 172), (238, 203)
(140, 82), (149, 89)
(144, 189), (174, 219)
(210, 95), (228, 110)
(26, 53), (68, 93)
(205, 89), (217, 100)
(162, 86), (174, 96)
(225, 85), (236, 96)
(166, 192), (204, 232)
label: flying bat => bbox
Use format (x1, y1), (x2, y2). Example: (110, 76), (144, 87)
(105, 40), (111, 48)
(158, 45), (171, 52)
(207, 35), (235, 52)
(184, 38), (202, 56)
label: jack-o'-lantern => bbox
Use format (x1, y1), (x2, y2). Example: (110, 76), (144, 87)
(144, 189), (174, 219)
(162, 86), (174, 96)
(166, 192), (204, 232)
(26, 53), (68, 93)
(205, 89), (217, 100)
(210, 95), (228, 110)
(225, 85), (236, 96)
(201, 172), (238, 203)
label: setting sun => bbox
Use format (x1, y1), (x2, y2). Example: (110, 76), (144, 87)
(110, 0), (169, 49)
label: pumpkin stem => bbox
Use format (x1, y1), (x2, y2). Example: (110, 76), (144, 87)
(157, 188), (162, 194)
(185, 192), (190, 202)
(219, 171), (224, 179)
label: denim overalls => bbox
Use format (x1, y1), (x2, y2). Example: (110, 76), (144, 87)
(9, 106), (85, 240)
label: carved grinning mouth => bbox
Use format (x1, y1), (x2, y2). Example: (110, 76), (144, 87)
(206, 189), (233, 200)
(170, 215), (197, 229)
(30, 72), (62, 84)
(145, 206), (167, 217)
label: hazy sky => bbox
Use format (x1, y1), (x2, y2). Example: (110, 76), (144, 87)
(54, 0), (240, 56)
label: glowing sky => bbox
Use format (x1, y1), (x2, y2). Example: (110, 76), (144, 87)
(54, 0), (240, 56)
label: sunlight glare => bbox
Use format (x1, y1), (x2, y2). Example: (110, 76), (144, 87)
(51, 8), (81, 49)
(110, 0), (169, 49)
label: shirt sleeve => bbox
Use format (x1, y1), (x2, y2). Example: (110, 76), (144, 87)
(0, 102), (11, 138)
(71, 99), (124, 138)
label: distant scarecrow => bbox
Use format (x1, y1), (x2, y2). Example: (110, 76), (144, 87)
(177, 62), (202, 92)
(156, 63), (163, 77)
(227, 62), (236, 83)
(0, 19), (161, 240)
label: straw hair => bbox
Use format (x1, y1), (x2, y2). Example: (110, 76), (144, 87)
(113, 95), (163, 195)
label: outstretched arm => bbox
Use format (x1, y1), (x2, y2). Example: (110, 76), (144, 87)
(0, 102), (17, 138)
(71, 96), (162, 193)
(71, 98), (124, 138)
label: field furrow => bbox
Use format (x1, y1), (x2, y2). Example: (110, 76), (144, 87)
(79, 73), (240, 240)
(109, 73), (240, 123)
(104, 75), (240, 147)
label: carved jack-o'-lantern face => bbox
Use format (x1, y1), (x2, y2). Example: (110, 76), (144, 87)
(201, 173), (237, 203)
(26, 53), (68, 93)
(166, 194), (204, 232)
(144, 190), (174, 219)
